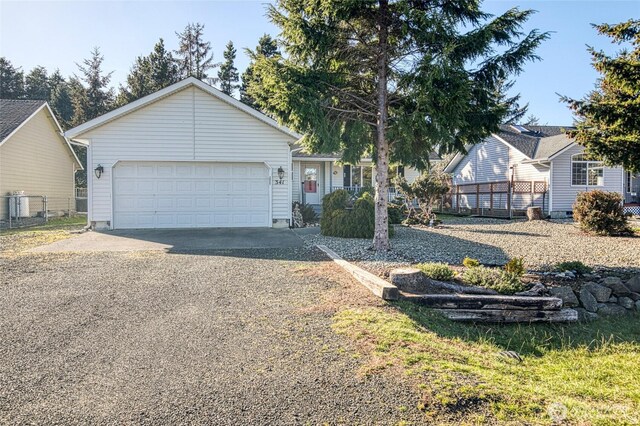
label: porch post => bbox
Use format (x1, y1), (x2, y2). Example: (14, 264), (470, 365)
(329, 161), (333, 194)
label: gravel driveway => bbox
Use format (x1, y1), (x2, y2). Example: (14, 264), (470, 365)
(299, 218), (640, 274)
(0, 247), (423, 424)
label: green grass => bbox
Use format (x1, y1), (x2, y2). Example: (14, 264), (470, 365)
(333, 302), (640, 424)
(0, 215), (86, 235)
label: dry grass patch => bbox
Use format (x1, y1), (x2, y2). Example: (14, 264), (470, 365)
(0, 217), (86, 257)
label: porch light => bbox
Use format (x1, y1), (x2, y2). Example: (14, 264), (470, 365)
(94, 164), (104, 179)
(277, 166), (285, 180)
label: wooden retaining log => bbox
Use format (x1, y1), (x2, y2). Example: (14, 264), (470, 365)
(436, 308), (578, 323)
(403, 294), (563, 311)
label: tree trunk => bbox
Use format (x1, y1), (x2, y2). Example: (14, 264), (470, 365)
(373, 0), (390, 251)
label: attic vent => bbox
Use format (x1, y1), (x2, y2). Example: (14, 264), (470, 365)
(510, 125), (529, 133)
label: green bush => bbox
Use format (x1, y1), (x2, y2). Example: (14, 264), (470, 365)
(292, 202), (318, 224)
(462, 257), (481, 268)
(555, 261), (592, 275)
(417, 262), (455, 281)
(504, 257), (526, 277)
(388, 203), (405, 224)
(321, 190), (394, 238)
(573, 190), (632, 236)
(461, 266), (524, 294)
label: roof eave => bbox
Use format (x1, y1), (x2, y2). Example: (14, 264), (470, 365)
(65, 77), (303, 142)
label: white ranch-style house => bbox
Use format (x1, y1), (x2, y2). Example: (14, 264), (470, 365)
(65, 78), (428, 230)
(444, 124), (639, 217)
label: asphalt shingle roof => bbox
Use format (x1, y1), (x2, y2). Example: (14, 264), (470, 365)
(0, 99), (46, 142)
(496, 124), (574, 159)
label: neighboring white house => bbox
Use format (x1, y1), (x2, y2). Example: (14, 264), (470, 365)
(0, 99), (83, 220)
(65, 77), (435, 230)
(444, 124), (639, 217)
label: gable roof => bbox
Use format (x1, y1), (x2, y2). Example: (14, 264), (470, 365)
(444, 125), (576, 173)
(0, 99), (47, 143)
(495, 125), (571, 159)
(0, 99), (83, 169)
(64, 77), (302, 141)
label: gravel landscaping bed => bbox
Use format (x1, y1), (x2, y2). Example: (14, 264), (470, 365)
(0, 247), (425, 424)
(299, 218), (640, 276)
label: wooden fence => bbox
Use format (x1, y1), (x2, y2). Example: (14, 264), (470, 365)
(445, 180), (548, 218)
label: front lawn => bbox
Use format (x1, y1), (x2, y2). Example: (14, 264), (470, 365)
(0, 216), (86, 255)
(333, 302), (640, 424)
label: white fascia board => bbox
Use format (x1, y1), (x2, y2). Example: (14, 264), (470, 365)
(65, 77), (303, 142)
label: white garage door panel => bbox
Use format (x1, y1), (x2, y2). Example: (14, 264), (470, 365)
(113, 162), (270, 229)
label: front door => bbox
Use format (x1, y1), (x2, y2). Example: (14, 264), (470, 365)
(303, 164), (320, 204)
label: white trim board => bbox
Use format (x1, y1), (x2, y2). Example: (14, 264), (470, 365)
(65, 77), (303, 142)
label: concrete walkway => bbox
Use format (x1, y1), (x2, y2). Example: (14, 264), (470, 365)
(28, 227), (304, 252)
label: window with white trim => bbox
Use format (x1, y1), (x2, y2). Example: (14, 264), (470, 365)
(571, 153), (604, 186)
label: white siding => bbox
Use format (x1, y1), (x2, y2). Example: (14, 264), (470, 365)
(292, 161), (301, 203)
(404, 166), (421, 182)
(452, 136), (511, 185)
(550, 144), (624, 212)
(83, 86), (294, 226)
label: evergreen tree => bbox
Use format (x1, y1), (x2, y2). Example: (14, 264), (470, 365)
(240, 34), (280, 108)
(174, 23), (216, 80)
(522, 114), (540, 126)
(0, 57), (25, 99)
(24, 66), (50, 100)
(49, 69), (74, 128)
(116, 38), (179, 106)
(218, 41), (239, 96)
(562, 20), (640, 173)
(496, 80), (529, 124)
(248, 0), (547, 250)
(72, 47), (114, 126)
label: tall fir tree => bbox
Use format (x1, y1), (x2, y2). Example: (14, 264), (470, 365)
(495, 80), (529, 124)
(218, 41), (239, 96)
(240, 34), (280, 108)
(0, 57), (25, 99)
(116, 38), (179, 106)
(24, 66), (50, 100)
(49, 69), (74, 129)
(72, 47), (114, 126)
(248, 0), (547, 250)
(174, 23), (217, 81)
(562, 19), (640, 173)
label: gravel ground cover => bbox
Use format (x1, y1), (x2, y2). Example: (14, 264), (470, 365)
(0, 247), (426, 425)
(299, 218), (640, 276)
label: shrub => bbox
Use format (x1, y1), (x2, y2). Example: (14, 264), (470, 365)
(504, 257), (526, 277)
(555, 260), (592, 275)
(417, 262), (455, 281)
(388, 203), (405, 225)
(292, 202), (318, 225)
(462, 257), (481, 268)
(462, 266), (524, 294)
(321, 190), (394, 238)
(573, 190), (632, 236)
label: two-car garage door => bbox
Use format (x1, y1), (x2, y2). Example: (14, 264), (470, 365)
(113, 161), (270, 229)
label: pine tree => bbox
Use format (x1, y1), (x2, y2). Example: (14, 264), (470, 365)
(0, 57), (25, 99)
(49, 69), (74, 128)
(562, 20), (640, 173)
(248, 0), (547, 250)
(240, 34), (280, 108)
(174, 23), (216, 81)
(522, 114), (541, 126)
(116, 38), (179, 106)
(72, 47), (114, 126)
(218, 41), (239, 96)
(496, 80), (529, 124)
(24, 66), (50, 100)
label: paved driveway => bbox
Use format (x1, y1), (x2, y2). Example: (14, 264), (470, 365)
(28, 227), (304, 253)
(0, 247), (423, 424)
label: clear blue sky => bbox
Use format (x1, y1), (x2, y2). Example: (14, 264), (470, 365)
(1, 0), (638, 124)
